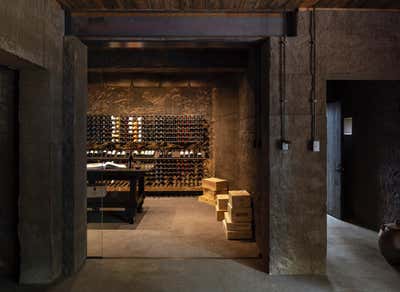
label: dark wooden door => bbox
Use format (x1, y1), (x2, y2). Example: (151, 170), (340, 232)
(0, 66), (18, 276)
(327, 102), (342, 219)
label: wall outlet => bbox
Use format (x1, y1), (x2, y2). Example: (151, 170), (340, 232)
(312, 140), (320, 152)
(281, 140), (290, 151)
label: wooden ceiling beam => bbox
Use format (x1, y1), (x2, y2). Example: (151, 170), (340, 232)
(57, 0), (400, 10)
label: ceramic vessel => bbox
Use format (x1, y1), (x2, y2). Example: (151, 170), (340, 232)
(378, 220), (400, 265)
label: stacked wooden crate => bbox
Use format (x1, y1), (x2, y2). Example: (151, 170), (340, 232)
(222, 190), (253, 240)
(216, 194), (229, 221)
(198, 178), (228, 206)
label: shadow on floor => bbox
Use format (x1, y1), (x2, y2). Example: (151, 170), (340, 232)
(87, 208), (148, 230)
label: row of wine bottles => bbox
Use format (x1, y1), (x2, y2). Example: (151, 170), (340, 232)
(87, 114), (209, 189)
(87, 114), (208, 145)
(105, 178), (203, 189)
(87, 150), (207, 159)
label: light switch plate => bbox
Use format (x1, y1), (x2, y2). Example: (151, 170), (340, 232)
(281, 140), (290, 151)
(312, 140), (320, 152)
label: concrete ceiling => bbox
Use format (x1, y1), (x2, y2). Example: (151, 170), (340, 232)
(57, 0), (400, 11)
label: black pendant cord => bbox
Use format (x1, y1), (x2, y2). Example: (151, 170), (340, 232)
(279, 29), (287, 143)
(255, 45), (263, 149)
(310, 7), (318, 141)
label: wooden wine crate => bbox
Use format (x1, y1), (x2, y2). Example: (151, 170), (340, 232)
(198, 194), (216, 206)
(223, 220), (253, 240)
(203, 189), (216, 197)
(223, 212), (252, 231)
(215, 206), (225, 221)
(216, 194), (229, 211)
(229, 190), (251, 209)
(201, 189), (226, 205)
(202, 178), (229, 192)
(228, 204), (252, 223)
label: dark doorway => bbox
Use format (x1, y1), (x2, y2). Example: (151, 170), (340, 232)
(327, 80), (400, 231)
(0, 66), (19, 277)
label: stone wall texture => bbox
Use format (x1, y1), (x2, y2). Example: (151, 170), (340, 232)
(88, 73), (216, 117)
(268, 10), (400, 275)
(0, 0), (65, 284)
(212, 86), (240, 187)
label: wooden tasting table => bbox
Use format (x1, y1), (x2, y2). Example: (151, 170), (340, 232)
(87, 167), (153, 224)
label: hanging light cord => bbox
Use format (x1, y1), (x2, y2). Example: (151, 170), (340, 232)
(279, 12), (287, 142)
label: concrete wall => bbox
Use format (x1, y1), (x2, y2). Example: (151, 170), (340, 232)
(212, 86), (240, 188)
(251, 44), (270, 268)
(0, 0), (65, 284)
(0, 67), (18, 277)
(63, 37), (88, 276)
(268, 10), (400, 275)
(237, 70), (257, 191)
(213, 46), (269, 263)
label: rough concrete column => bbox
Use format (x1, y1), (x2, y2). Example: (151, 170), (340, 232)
(267, 12), (326, 275)
(62, 36), (88, 276)
(18, 67), (64, 284)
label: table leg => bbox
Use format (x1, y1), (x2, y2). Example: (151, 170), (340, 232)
(126, 178), (137, 224)
(137, 176), (145, 213)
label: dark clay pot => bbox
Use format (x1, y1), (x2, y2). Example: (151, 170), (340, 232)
(378, 220), (400, 265)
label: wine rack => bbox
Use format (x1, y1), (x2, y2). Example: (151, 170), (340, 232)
(87, 114), (210, 192)
(141, 115), (207, 143)
(87, 115), (113, 145)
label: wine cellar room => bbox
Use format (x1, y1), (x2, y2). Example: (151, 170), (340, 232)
(85, 44), (268, 261)
(4, 1), (400, 290)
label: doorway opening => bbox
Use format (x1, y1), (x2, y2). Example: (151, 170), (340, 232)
(327, 80), (400, 231)
(0, 66), (19, 279)
(85, 43), (267, 271)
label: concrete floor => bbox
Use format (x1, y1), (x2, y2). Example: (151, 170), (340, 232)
(1, 209), (399, 291)
(87, 197), (259, 258)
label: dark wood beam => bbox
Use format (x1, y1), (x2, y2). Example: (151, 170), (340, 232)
(58, 0), (400, 10)
(70, 11), (297, 39)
